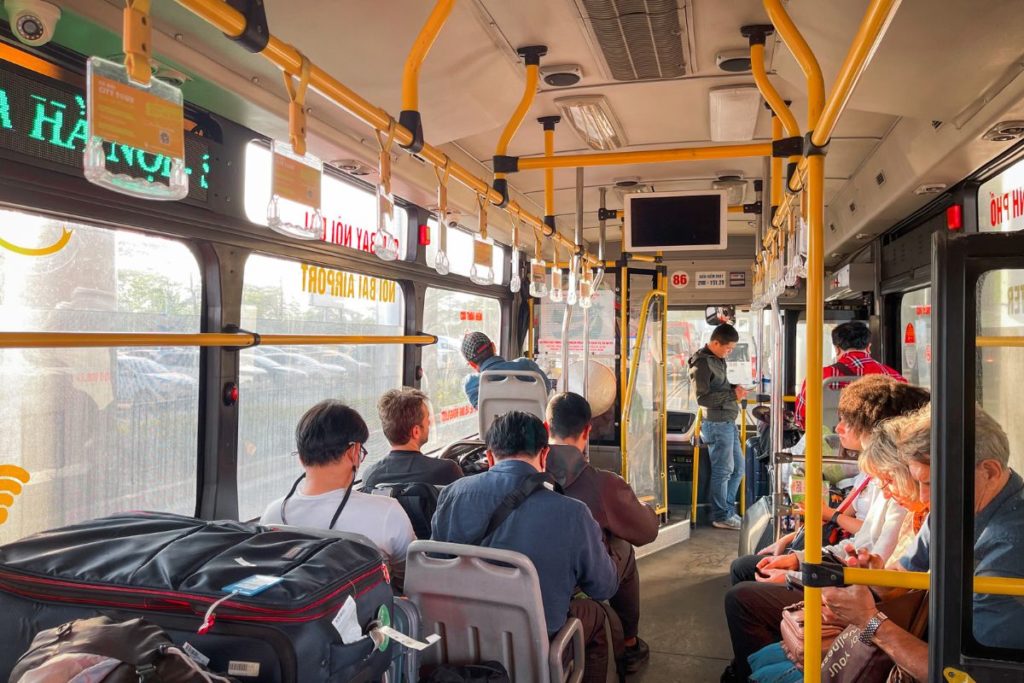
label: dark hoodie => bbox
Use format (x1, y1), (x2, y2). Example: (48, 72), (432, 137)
(687, 345), (738, 422)
(546, 444), (659, 548)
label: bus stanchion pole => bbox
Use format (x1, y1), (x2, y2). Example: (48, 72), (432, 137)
(691, 409), (702, 527)
(740, 398), (748, 517)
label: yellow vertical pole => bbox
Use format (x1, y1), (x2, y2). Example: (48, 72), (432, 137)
(691, 409), (703, 526)
(802, 151), (826, 683)
(770, 116), (783, 210)
(619, 266), (630, 480)
(400, 0), (457, 112)
(659, 271), (669, 514)
(544, 127), (556, 218)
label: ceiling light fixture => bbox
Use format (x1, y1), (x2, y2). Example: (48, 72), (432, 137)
(709, 85), (761, 142)
(554, 95), (627, 151)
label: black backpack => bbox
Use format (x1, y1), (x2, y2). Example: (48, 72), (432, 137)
(365, 481), (442, 539)
(423, 661), (511, 682)
(10, 616), (237, 682)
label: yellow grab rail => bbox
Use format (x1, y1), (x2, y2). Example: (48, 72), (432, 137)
(173, 0), (600, 268)
(516, 143), (773, 171)
(764, 0), (825, 132)
(400, 0), (456, 112)
(976, 336), (1024, 348)
(843, 568), (1024, 597)
(0, 332), (437, 349)
(691, 408), (703, 526)
(544, 121), (556, 217)
(620, 289), (667, 483)
(740, 402), (748, 516)
(494, 61), (540, 180)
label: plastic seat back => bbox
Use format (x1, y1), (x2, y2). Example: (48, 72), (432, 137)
(821, 374), (858, 431)
(477, 369), (549, 438)
(405, 540), (581, 683)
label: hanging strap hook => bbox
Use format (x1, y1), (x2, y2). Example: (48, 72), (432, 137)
(477, 192), (489, 240)
(282, 54), (313, 156)
(433, 155), (451, 217)
(123, 0), (153, 86)
(375, 118), (399, 198)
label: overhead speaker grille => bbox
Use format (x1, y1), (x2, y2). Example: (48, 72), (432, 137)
(582, 0), (687, 81)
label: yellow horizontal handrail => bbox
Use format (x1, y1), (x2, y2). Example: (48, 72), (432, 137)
(173, 0), (600, 267)
(517, 143), (772, 171)
(0, 332), (437, 349)
(844, 567), (1024, 597)
(976, 336), (1024, 348)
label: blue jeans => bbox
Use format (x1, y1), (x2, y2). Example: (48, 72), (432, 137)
(702, 419), (743, 522)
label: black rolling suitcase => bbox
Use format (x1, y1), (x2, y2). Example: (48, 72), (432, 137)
(0, 512), (397, 682)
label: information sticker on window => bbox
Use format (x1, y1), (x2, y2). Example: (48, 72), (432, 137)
(84, 56), (188, 200)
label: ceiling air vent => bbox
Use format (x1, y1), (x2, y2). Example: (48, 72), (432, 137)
(580, 0), (688, 81)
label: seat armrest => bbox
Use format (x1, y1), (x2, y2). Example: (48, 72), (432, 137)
(549, 616), (584, 683)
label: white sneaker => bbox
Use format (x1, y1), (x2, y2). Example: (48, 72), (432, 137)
(712, 517), (742, 530)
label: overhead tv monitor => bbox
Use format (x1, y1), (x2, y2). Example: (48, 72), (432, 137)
(623, 189), (728, 252)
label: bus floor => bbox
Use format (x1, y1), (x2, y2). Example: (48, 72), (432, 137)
(631, 527), (735, 681)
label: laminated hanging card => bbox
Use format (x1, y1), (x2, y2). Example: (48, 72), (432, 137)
(469, 195), (494, 285)
(578, 269), (594, 309)
(268, 140), (324, 240)
(529, 234), (548, 298)
(469, 237), (495, 285)
(84, 57), (188, 200)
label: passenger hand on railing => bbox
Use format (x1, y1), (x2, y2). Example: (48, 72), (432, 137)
(756, 554), (799, 572)
(821, 584), (877, 629)
(840, 543), (885, 570)
(734, 386), (748, 400)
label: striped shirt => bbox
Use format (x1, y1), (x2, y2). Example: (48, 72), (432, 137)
(794, 350), (906, 429)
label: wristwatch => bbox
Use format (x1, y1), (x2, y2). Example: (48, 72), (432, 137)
(858, 611), (889, 645)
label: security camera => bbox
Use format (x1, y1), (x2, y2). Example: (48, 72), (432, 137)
(5, 0), (62, 47)
(444, 210), (461, 229)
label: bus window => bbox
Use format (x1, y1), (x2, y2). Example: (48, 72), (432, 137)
(899, 287), (932, 390)
(0, 209), (201, 543)
(236, 254), (404, 521)
(426, 220), (507, 284)
(421, 288), (501, 449)
(977, 269), (1024, 475)
(243, 142), (409, 260)
(795, 321), (843, 389)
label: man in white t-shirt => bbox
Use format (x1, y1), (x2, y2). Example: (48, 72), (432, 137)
(260, 399), (415, 586)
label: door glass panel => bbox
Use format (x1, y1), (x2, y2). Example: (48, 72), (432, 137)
(900, 288), (932, 390)
(970, 268), (1024, 653)
(625, 293), (665, 511)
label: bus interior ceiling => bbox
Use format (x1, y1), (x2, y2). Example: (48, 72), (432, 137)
(45, 0), (1024, 274)
(2, 1), (1024, 681)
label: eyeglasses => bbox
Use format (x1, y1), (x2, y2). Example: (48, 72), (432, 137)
(350, 442), (368, 462)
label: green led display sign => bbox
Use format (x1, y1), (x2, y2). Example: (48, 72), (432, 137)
(0, 61), (210, 201)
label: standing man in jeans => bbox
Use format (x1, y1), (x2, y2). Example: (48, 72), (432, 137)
(688, 324), (746, 530)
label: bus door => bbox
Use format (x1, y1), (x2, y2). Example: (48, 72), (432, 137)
(932, 227), (1024, 680)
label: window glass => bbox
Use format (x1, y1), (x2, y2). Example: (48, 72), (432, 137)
(795, 321), (844, 389)
(977, 156), (1024, 233)
(244, 142), (408, 259)
(535, 281), (617, 442)
(421, 288), (501, 448)
(971, 268), (1024, 652)
(237, 254), (404, 521)
(425, 220), (507, 284)
(976, 270), (1024, 475)
(666, 309), (760, 413)
(0, 208), (200, 543)
(899, 288), (932, 390)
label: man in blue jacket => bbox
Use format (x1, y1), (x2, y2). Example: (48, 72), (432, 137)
(432, 411), (619, 683)
(461, 331), (549, 408)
